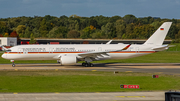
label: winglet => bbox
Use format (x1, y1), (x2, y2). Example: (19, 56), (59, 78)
(106, 40), (112, 44)
(122, 44), (131, 50)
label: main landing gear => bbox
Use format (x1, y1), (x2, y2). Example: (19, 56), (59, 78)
(82, 62), (94, 67)
(11, 60), (15, 67)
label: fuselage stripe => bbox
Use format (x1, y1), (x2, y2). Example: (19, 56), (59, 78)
(4, 51), (156, 54)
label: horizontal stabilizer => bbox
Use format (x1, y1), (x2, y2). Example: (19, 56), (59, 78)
(152, 45), (169, 51)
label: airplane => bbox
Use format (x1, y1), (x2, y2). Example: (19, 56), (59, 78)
(1, 22), (172, 67)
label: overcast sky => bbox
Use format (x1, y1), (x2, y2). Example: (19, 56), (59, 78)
(0, 0), (180, 19)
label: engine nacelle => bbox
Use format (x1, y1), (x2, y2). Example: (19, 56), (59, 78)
(60, 56), (77, 65)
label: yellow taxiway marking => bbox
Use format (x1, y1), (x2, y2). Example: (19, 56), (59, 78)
(55, 69), (58, 71)
(14, 69), (18, 71)
(55, 92), (60, 94)
(13, 93), (18, 94)
(116, 96), (145, 98)
(92, 70), (97, 71)
(125, 71), (132, 72)
(154, 72), (163, 74)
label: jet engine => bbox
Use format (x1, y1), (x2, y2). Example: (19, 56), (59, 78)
(60, 56), (77, 65)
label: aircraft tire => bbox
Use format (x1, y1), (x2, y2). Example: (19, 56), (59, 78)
(12, 64), (15, 67)
(82, 63), (85, 66)
(89, 63), (94, 67)
(85, 63), (88, 67)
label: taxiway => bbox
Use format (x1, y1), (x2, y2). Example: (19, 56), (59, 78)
(0, 63), (180, 75)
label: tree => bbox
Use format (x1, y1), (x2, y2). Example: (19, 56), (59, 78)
(60, 15), (68, 19)
(54, 26), (69, 38)
(89, 19), (100, 29)
(67, 30), (80, 38)
(109, 15), (121, 23)
(91, 30), (102, 39)
(133, 24), (154, 39)
(101, 22), (116, 39)
(168, 24), (179, 39)
(115, 19), (126, 38)
(0, 15), (179, 40)
(4, 33), (9, 37)
(69, 14), (80, 18)
(75, 22), (79, 31)
(80, 26), (94, 39)
(151, 21), (163, 29)
(123, 14), (137, 24)
(29, 33), (36, 44)
(32, 28), (40, 38)
(16, 25), (26, 38)
(90, 25), (96, 30)
(0, 21), (8, 34)
(48, 27), (58, 38)
(9, 31), (18, 37)
(39, 19), (48, 38)
(24, 26), (31, 38)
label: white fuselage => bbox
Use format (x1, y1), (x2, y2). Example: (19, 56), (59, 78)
(1, 44), (156, 61)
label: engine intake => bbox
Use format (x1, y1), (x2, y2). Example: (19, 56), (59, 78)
(60, 56), (77, 65)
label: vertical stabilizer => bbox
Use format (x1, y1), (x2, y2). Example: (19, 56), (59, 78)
(144, 22), (172, 45)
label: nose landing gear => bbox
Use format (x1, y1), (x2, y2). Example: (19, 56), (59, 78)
(11, 60), (15, 67)
(12, 63), (15, 67)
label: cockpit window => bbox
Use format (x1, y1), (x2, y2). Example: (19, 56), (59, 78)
(6, 49), (11, 52)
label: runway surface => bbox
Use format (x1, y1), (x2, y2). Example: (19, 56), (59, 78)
(0, 63), (180, 75)
(0, 92), (166, 101)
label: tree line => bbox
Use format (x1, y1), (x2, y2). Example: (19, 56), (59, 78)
(0, 14), (180, 42)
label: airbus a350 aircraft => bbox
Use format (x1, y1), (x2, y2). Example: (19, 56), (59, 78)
(1, 22), (172, 67)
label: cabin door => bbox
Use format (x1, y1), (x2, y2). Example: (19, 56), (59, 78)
(98, 47), (102, 51)
(136, 47), (139, 53)
(18, 48), (23, 54)
(49, 48), (54, 54)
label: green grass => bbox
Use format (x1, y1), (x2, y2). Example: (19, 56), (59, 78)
(0, 70), (179, 93)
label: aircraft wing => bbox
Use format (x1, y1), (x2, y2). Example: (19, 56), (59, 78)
(77, 44), (131, 58)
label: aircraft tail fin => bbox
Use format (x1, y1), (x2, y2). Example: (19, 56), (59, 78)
(143, 22), (172, 46)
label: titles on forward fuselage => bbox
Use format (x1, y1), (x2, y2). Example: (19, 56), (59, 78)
(22, 47), (75, 52)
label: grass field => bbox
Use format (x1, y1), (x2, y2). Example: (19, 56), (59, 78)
(0, 70), (179, 93)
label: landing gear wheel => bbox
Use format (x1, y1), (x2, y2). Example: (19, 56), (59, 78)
(89, 63), (94, 67)
(85, 63), (88, 67)
(83, 63), (94, 67)
(82, 63), (85, 66)
(12, 63), (15, 67)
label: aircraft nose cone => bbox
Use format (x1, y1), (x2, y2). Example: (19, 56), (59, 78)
(1, 53), (6, 59)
